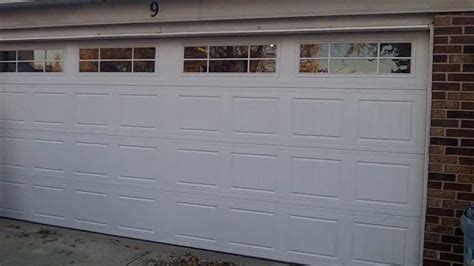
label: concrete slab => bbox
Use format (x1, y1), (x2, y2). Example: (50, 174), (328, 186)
(0, 218), (294, 266)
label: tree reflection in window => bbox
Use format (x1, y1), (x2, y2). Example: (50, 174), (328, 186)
(79, 47), (156, 73)
(0, 49), (64, 73)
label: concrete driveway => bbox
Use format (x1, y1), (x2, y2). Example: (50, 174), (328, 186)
(0, 218), (293, 266)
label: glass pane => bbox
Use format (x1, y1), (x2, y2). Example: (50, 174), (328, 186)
(80, 49), (98, 60)
(330, 43), (377, 57)
(134, 48), (155, 59)
(79, 61), (98, 72)
(249, 60), (276, 73)
(100, 48), (132, 59)
(0, 51), (16, 61)
(330, 59), (377, 74)
(45, 61), (63, 72)
(300, 44), (329, 58)
(379, 59), (411, 74)
(184, 47), (208, 59)
(209, 60), (248, 72)
(184, 60), (207, 72)
(299, 59), (329, 73)
(209, 46), (248, 58)
(0, 62), (16, 72)
(250, 44), (277, 58)
(18, 61), (44, 72)
(100, 61), (132, 72)
(46, 50), (63, 61)
(133, 61), (155, 72)
(380, 43), (412, 58)
(18, 50), (45, 61)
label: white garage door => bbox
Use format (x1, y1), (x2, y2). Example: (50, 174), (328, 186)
(0, 31), (428, 265)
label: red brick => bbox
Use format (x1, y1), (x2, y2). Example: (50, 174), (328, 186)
(429, 173), (456, 182)
(452, 244), (464, 254)
(463, 64), (474, 72)
(461, 120), (474, 128)
(435, 16), (452, 26)
(445, 165), (474, 174)
(450, 54), (474, 63)
(450, 36), (474, 44)
(424, 249), (439, 259)
(432, 100), (460, 109)
(431, 128), (445, 137)
(452, 16), (474, 25)
(461, 102), (474, 109)
(458, 174), (474, 183)
(428, 189), (456, 199)
(434, 45), (463, 54)
(432, 82), (460, 91)
(466, 26), (474, 34)
(443, 182), (472, 191)
(428, 198), (443, 207)
(448, 73), (474, 81)
(447, 110), (474, 118)
(433, 73), (447, 81)
(432, 109), (446, 119)
(429, 181), (443, 189)
(441, 217), (461, 226)
(457, 192), (474, 201)
(435, 36), (449, 44)
(439, 252), (464, 263)
(430, 137), (458, 146)
(430, 145), (445, 154)
(446, 129), (474, 138)
(433, 91), (447, 100)
(441, 235), (463, 245)
(431, 119), (458, 128)
(423, 259), (450, 266)
(426, 215), (441, 225)
(459, 157), (474, 165)
(442, 199), (471, 209)
(424, 240), (453, 251)
(463, 83), (474, 91)
(465, 45), (474, 54)
(434, 55), (448, 63)
(430, 155), (457, 164)
(435, 27), (463, 35)
(430, 163), (444, 172)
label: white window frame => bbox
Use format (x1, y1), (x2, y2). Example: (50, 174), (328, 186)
(0, 48), (65, 74)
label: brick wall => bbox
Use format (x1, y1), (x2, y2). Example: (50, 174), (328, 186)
(424, 13), (474, 265)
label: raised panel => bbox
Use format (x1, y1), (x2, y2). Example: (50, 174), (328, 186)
(72, 189), (109, 227)
(32, 139), (67, 175)
(174, 201), (218, 243)
(292, 98), (343, 138)
(0, 180), (26, 214)
(73, 141), (109, 179)
(32, 92), (67, 125)
(0, 92), (26, 123)
(120, 94), (158, 129)
(0, 137), (26, 170)
(74, 93), (112, 127)
(117, 144), (158, 183)
(176, 149), (219, 189)
(290, 157), (341, 200)
(116, 194), (156, 234)
(232, 97), (278, 135)
(352, 223), (407, 265)
(228, 208), (275, 252)
(179, 95), (221, 133)
(32, 185), (67, 220)
(230, 152), (278, 194)
(355, 162), (410, 205)
(358, 100), (413, 141)
(288, 215), (338, 260)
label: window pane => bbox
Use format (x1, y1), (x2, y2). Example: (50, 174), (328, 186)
(184, 60), (207, 72)
(100, 48), (132, 59)
(380, 59), (411, 74)
(100, 61), (132, 72)
(330, 59), (377, 73)
(80, 49), (99, 60)
(0, 62), (16, 72)
(299, 59), (329, 73)
(46, 50), (63, 61)
(18, 61), (44, 72)
(18, 50), (45, 61)
(249, 60), (275, 73)
(210, 46), (248, 58)
(134, 48), (155, 59)
(300, 44), (329, 58)
(209, 60), (248, 72)
(133, 61), (155, 72)
(184, 47), (208, 59)
(0, 51), (16, 61)
(250, 45), (277, 58)
(331, 43), (377, 57)
(380, 43), (412, 58)
(79, 61), (98, 72)
(45, 61), (63, 72)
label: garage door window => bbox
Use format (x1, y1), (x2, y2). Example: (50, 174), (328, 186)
(299, 42), (411, 74)
(79, 47), (156, 73)
(0, 49), (64, 73)
(184, 44), (277, 73)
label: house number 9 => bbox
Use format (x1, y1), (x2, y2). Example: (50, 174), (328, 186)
(150, 0), (159, 17)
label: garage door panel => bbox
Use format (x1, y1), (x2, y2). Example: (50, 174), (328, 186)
(71, 187), (111, 230)
(72, 140), (111, 180)
(32, 183), (69, 222)
(31, 137), (68, 177)
(0, 91), (27, 126)
(0, 135), (28, 174)
(0, 179), (28, 216)
(119, 93), (160, 131)
(115, 141), (161, 185)
(32, 92), (68, 128)
(73, 92), (114, 129)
